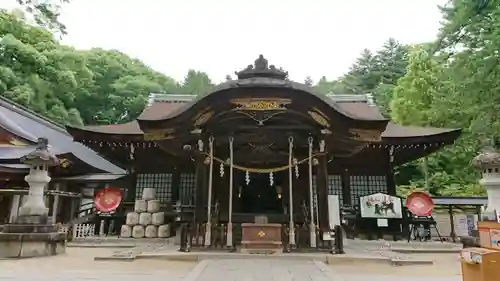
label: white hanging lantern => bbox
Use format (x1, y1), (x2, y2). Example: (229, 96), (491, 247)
(245, 171), (250, 185)
(293, 158), (299, 179)
(269, 172), (274, 186)
(220, 163), (224, 178)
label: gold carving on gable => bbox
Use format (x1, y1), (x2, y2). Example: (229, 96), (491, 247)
(193, 109), (213, 127)
(349, 128), (382, 142)
(230, 98), (291, 111)
(308, 110), (330, 128)
(144, 128), (176, 141)
(59, 158), (71, 168)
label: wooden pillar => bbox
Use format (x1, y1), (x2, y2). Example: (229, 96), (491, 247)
(386, 166), (397, 196)
(341, 167), (351, 206)
(316, 155), (329, 232)
(172, 168), (181, 203)
(194, 153), (207, 223)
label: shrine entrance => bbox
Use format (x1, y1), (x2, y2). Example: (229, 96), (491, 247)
(238, 171), (284, 214)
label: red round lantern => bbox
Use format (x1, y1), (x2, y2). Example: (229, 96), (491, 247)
(406, 191), (434, 217)
(94, 187), (122, 212)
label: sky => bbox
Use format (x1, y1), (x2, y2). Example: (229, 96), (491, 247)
(2, 0), (448, 83)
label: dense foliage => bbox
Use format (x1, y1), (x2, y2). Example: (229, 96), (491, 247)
(2, 0), (499, 196)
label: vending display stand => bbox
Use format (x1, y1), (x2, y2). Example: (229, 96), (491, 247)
(461, 247), (500, 281)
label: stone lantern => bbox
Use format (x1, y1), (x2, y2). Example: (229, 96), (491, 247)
(0, 138), (65, 259)
(472, 142), (500, 222)
(17, 137), (60, 222)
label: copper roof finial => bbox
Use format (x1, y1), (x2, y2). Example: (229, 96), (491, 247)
(235, 55), (288, 80)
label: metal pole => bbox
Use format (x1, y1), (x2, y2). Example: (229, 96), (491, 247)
(423, 156), (429, 191)
(308, 137), (316, 247)
(226, 136), (234, 248)
(288, 136), (295, 246)
(204, 136), (214, 246)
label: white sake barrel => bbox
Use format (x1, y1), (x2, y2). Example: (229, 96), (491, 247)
(157, 224), (170, 238)
(147, 200), (161, 213)
(125, 212), (139, 225)
(132, 225), (144, 238)
(134, 200), (147, 213)
(145, 225), (158, 238)
(151, 212), (164, 225)
(120, 225), (132, 238)
(138, 212), (152, 225)
(142, 188), (156, 201)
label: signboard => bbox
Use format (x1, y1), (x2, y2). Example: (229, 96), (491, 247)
(490, 229), (500, 250)
(327, 195), (341, 229)
(359, 193), (402, 219)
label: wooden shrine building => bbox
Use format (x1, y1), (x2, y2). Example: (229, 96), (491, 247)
(0, 95), (124, 225)
(67, 55), (461, 249)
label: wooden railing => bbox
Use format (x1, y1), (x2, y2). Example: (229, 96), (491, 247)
(178, 222), (344, 254)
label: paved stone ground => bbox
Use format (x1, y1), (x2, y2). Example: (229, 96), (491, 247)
(185, 259), (462, 281)
(0, 246), (463, 281)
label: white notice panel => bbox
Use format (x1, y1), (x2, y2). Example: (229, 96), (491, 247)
(328, 195), (341, 229)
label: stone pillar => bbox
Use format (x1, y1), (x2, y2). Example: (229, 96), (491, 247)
(9, 195), (21, 223)
(51, 183), (61, 224)
(472, 144), (500, 221)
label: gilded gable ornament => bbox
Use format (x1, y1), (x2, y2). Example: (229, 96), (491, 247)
(230, 98), (291, 111)
(193, 110), (213, 127)
(349, 128), (382, 142)
(144, 128), (176, 141)
(308, 110), (330, 128)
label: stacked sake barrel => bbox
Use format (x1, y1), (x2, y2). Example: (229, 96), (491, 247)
(120, 188), (170, 238)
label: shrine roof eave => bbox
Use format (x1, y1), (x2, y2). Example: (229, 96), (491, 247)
(136, 77), (388, 128)
(380, 124), (461, 145)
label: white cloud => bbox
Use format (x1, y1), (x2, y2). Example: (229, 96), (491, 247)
(2, 0), (448, 83)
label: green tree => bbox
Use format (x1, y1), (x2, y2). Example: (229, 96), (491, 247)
(179, 70), (213, 95)
(15, 0), (69, 34)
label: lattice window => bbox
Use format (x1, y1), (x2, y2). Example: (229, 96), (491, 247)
(311, 174), (343, 208)
(179, 173), (196, 205)
(135, 173), (173, 203)
(328, 175), (343, 206)
(350, 175), (387, 206)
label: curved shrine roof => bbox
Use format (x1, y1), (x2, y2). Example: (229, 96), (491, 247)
(67, 93), (460, 142)
(0, 96), (124, 174)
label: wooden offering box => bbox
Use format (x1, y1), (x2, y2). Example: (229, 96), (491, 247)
(461, 247), (500, 281)
(241, 223), (282, 251)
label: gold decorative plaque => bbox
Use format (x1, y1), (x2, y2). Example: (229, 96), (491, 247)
(230, 98), (291, 111)
(144, 128), (176, 141)
(193, 110), (213, 127)
(349, 128), (382, 142)
(257, 230), (266, 237)
(308, 110), (330, 127)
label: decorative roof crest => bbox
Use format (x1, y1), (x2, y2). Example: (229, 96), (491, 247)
(20, 137), (60, 166)
(235, 55), (288, 80)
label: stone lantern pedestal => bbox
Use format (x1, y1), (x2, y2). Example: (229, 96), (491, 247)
(0, 138), (66, 258)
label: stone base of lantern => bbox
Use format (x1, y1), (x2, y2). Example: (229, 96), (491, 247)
(0, 215), (66, 258)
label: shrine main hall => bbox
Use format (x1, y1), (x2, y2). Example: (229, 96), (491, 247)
(67, 55), (460, 249)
